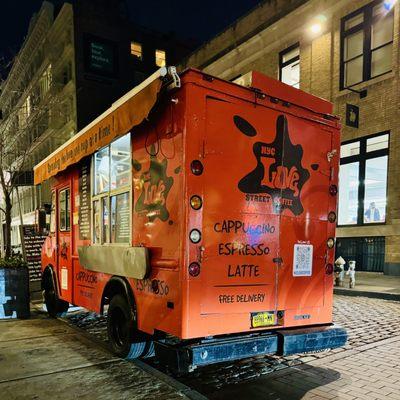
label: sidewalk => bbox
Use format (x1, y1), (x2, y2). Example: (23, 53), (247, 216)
(0, 308), (201, 400)
(333, 271), (400, 301)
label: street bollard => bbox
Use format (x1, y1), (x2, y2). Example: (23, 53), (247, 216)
(347, 261), (356, 289)
(334, 256), (346, 287)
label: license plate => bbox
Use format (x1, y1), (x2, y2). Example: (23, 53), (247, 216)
(251, 311), (276, 328)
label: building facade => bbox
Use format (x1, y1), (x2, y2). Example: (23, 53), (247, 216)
(0, 0), (192, 252)
(181, 0), (400, 275)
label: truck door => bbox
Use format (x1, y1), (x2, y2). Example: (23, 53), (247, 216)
(276, 116), (334, 312)
(57, 185), (72, 303)
(200, 97), (283, 327)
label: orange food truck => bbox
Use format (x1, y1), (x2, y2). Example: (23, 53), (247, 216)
(34, 66), (346, 371)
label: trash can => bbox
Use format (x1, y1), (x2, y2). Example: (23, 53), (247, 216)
(0, 261), (30, 319)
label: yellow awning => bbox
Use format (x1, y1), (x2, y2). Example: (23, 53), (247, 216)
(34, 68), (167, 185)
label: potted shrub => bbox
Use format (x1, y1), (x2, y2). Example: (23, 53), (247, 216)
(0, 256), (30, 319)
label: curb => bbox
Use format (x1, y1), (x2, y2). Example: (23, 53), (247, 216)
(334, 288), (400, 301)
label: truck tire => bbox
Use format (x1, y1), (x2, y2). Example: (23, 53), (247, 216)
(107, 294), (154, 359)
(44, 283), (69, 318)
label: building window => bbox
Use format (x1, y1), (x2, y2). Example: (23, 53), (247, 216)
(340, 1), (393, 89)
(155, 49), (166, 67)
(92, 133), (131, 244)
(131, 42), (142, 60)
(59, 188), (70, 231)
(279, 44), (300, 88)
(338, 132), (389, 226)
(39, 64), (52, 98)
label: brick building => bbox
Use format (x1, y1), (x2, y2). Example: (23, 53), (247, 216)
(181, 0), (400, 275)
(0, 0), (192, 251)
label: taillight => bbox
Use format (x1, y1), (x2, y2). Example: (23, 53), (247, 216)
(189, 229), (201, 244)
(327, 237), (335, 249)
(328, 211), (337, 223)
(190, 195), (202, 210)
(189, 262), (201, 277)
(191, 160), (203, 175)
(329, 185), (338, 196)
(325, 264), (334, 275)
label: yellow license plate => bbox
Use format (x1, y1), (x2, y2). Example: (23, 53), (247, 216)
(251, 312), (276, 328)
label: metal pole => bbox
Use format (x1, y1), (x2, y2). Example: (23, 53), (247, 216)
(0, 203), (4, 258)
(16, 187), (24, 254)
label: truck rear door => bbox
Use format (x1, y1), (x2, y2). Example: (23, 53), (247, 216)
(276, 114), (335, 315)
(200, 97), (284, 328)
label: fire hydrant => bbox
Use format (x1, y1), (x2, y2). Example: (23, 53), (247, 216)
(334, 256), (346, 287)
(346, 261), (356, 288)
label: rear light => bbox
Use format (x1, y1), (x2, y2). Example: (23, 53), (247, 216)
(191, 160), (203, 175)
(329, 185), (338, 196)
(325, 264), (334, 275)
(189, 229), (201, 244)
(327, 237), (335, 249)
(190, 195), (203, 210)
(328, 211), (337, 223)
(189, 262), (201, 277)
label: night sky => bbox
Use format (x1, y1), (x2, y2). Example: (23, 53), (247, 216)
(0, 0), (262, 75)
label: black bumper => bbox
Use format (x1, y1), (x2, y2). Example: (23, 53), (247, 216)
(154, 324), (347, 372)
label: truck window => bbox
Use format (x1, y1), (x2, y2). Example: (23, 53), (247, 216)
(102, 197), (110, 243)
(50, 191), (56, 233)
(111, 192), (130, 243)
(92, 133), (131, 244)
(59, 188), (70, 231)
(93, 200), (100, 243)
(94, 146), (110, 194)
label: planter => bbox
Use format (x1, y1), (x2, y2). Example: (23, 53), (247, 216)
(0, 264), (30, 319)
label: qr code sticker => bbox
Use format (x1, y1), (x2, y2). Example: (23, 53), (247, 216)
(293, 244), (313, 277)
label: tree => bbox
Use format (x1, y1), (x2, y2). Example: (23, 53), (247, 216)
(0, 75), (66, 258)
(0, 106), (32, 258)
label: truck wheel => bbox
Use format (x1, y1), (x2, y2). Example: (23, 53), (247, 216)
(44, 283), (69, 318)
(107, 294), (153, 359)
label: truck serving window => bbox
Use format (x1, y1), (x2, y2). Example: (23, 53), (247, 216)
(59, 188), (70, 231)
(92, 133), (131, 244)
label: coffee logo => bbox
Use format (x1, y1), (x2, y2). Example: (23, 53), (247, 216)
(134, 145), (174, 222)
(235, 114), (309, 215)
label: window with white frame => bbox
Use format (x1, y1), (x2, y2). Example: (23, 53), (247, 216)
(279, 44), (300, 88)
(92, 133), (131, 244)
(338, 132), (389, 226)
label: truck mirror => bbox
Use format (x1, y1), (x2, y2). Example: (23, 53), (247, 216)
(36, 208), (47, 234)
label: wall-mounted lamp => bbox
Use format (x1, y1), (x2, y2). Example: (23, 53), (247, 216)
(308, 15), (327, 37)
(310, 23), (322, 34)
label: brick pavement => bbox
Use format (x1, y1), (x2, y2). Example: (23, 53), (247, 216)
(209, 335), (400, 400)
(64, 295), (400, 399)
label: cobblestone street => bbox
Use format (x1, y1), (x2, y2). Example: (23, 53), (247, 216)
(64, 295), (400, 399)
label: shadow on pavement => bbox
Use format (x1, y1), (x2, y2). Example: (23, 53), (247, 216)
(208, 364), (341, 400)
